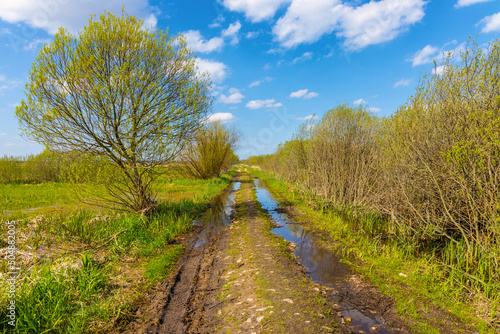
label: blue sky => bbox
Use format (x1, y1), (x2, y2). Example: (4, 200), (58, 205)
(0, 0), (499, 158)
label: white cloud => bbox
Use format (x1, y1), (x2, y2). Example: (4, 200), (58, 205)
(183, 30), (224, 53)
(0, 27), (10, 34)
(455, 0), (493, 8)
(433, 65), (448, 76)
(273, 0), (426, 50)
(203, 112), (238, 123)
(222, 21), (242, 45)
(196, 58), (229, 83)
(209, 14), (225, 28)
(291, 51), (313, 64)
(0, 74), (5, 81)
(353, 98), (367, 105)
(408, 45), (439, 66)
(368, 107), (381, 112)
(249, 77), (273, 87)
(222, 0), (291, 22)
(478, 12), (500, 33)
(219, 88), (244, 103)
(0, 133), (7, 136)
(246, 99), (282, 109)
(183, 21), (241, 53)
(23, 38), (51, 51)
(246, 31), (260, 39)
(263, 63), (272, 70)
(408, 42), (465, 66)
(295, 115), (318, 121)
(0, 0), (157, 35)
(338, 0), (426, 50)
(289, 89), (318, 99)
(394, 78), (412, 88)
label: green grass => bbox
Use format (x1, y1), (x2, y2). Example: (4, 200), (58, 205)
(0, 170), (235, 333)
(248, 167), (499, 334)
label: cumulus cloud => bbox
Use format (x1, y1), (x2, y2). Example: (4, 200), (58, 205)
(183, 30), (224, 53)
(394, 78), (412, 88)
(246, 31), (260, 39)
(246, 99), (282, 109)
(433, 65), (448, 76)
(295, 115), (318, 121)
(289, 89), (318, 99)
(455, 0), (493, 8)
(183, 21), (241, 53)
(408, 41), (465, 66)
(203, 112), (238, 123)
(408, 45), (439, 66)
(222, 21), (242, 44)
(196, 58), (229, 83)
(353, 98), (367, 105)
(478, 12), (500, 33)
(249, 77), (273, 87)
(368, 107), (381, 112)
(290, 51), (313, 64)
(273, 0), (426, 50)
(219, 88), (244, 103)
(222, 0), (291, 22)
(23, 38), (51, 51)
(0, 0), (157, 35)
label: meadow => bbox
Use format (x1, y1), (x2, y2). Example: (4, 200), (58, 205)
(0, 154), (234, 333)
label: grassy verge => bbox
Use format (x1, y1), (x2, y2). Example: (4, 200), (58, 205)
(247, 167), (499, 334)
(0, 172), (234, 333)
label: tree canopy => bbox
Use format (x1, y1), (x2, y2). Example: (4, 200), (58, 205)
(16, 11), (213, 211)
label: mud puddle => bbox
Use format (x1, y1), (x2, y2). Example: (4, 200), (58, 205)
(126, 181), (241, 334)
(253, 177), (393, 334)
(193, 181), (241, 247)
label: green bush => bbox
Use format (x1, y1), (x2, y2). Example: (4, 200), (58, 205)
(182, 121), (239, 179)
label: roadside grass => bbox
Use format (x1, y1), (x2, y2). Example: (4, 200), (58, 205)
(248, 167), (499, 334)
(0, 171), (234, 333)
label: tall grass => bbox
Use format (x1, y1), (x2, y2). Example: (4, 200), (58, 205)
(0, 170), (233, 333)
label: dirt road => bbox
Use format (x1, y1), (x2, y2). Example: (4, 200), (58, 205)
(124, 171), (412, 334)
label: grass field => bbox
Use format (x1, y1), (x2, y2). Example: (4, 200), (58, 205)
(0, 171), (234, 333)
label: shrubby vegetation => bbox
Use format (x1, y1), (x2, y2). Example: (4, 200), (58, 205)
(0, 150), (107, 184)
(182, 121), (239, 179)
(248, 39), (500, 298)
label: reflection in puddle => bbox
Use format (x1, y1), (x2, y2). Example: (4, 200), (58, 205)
(193, 181), (241, 248)
(253, 178), (389, 334)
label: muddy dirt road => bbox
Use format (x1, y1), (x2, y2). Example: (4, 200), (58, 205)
(124, 171), (413, 334)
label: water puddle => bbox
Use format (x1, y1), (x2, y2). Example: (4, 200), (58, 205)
(193, 181), (241, 248)
(253, 177), (389, 334)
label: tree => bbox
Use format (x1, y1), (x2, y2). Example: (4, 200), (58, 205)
(182, 121), (239, 179)
(15, 11), (212, 212)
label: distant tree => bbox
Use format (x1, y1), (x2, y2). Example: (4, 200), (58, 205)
(182, 121), (239, 179)
(15, 11), (212, 212)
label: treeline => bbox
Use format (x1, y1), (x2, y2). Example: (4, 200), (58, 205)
(0, 122), (239, 185)
(0, 150), (106, 184)
(247, 39), (500, 294)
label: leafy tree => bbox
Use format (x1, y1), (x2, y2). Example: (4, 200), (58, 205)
(182, 121), (239, 179)
(16, 11), (212, 212)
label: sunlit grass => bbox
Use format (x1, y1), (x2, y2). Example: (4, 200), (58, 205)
(0, 170), (235, 333)
(249, 166), (499, 334)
